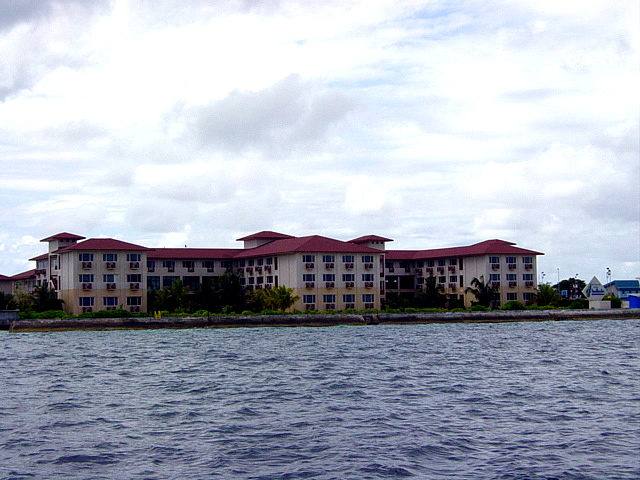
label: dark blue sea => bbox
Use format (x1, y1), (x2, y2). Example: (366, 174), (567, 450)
(1, 319), (639, 480)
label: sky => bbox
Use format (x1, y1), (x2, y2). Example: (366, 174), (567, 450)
(0, 0), (638, 286)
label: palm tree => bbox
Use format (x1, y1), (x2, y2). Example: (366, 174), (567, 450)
(264, 286), (299, 311)
(414, 276), (445, 308)
(465, 276), (498, 308)
(30, 283), (64, 312)
(533, 283), (560, 307)
(0, 291), (15, 310)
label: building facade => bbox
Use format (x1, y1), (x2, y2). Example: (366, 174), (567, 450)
(5, 231), (543, 314)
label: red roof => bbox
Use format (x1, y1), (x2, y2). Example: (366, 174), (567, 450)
(148, 248), (240, 260)
(349, 235), (393, 244)
(0, 274), (12, 281)
(236, 231), (295, 241)
(28, 253), (49, 261)
(40, 232), (85, 242)
(386, 239), (543, 260)
(11, 269), (36, 280)
(234, 235), (380, 258)
(56, 238), (151, 252)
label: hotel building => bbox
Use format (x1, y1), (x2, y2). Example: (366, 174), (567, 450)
(4, 231), (543, 315)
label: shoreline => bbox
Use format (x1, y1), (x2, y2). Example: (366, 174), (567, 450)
(5, 308), (639, 332)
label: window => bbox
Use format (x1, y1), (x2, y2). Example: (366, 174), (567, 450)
(426, 260), (435, 267)
(256, 277), (264, 284)
(523, 292), (533, 301)
(147, 260), (155, 270)
(343, 294), (355, 303)
(257, 258), (264, 266)
(342, 255), (354, 263)
(238, 260), (245, 267)
(248, 259), (254, 267)
(342, 274), (355, 282)
(523, 274), (533, 281)
(266, 276), (273, 284)
(266, 257), (273, 265)
(323, 274), (336, 281)
(416, 261), (424, 268)
(79, 297), (94, 306)
(438, 259), (446, 266)
(221, 260), (231, 269)
(506, 293), (517, 301)
(302, 255), (315, 263)
(362, 274), (374, 281)
(78, 253), (93, 261)
(522, 257), (533, 264)
(147, 276), (160, 290)
(78, 274), (94, 283)
(385, 261), (394, 269)
(362, 294), (375, 303)
(202, 261), (214, 270)
(127, 296), (142, 306)
(362, 255), (373, 263)
(182, 261), (195, 269)
(127, 274), (142, 282)
(103, 274), (116, 283)
(490, 274), (500, 281)
(248, 277), (255, 285)
(303, 274), (316, 282)
(489, 256), (500, 264)
(323, 294), (336, 303)
(103, 297), (118, 306)
(162, 260), (175, 269)
(127, 253), (141, 262)
(303, 295), (316, 304)
(505, 257), (516, 264)
(162, 276), (179, 287)
(323, 255), (335, 262)
(506, 274), (517, 281)
(438, 276), (446, 284)
(449, 276), (458, 283)
(449, 258), (457, 265)
(103, 253), (118, 262)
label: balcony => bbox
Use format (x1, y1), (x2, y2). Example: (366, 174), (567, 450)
(325, 304), (335, 310)
(305, 304), (315, 311)
(509, 281), (517, 287)
(448, 266), (456, 272)
(426, 267), (433, 274)
(525, 281), (534, 287)
(305, 282), (315, 289)
(265, 265), (271, 272)
(491, 264), (500, 270)
(448, 283), (457, 290)
(346, 282), (355, 288)
(305, 263), (315, 269)
(345, 303), (355, 309)
(364, 263), (374, 269)
(130, 283), (140, 290)
(206, 267), (214, 273)
(364, 281), (374, 288)
(525, 264), (533, 270)
(187, 267), (195, 273)
(82, 307), (93, 313)
(508, 264), (517, 270)
(364, 303), (374, 309)
(148, 266), (155, 273)
(106, 262), (116, 269)
(491, 282), (500, 288)
(82, 262), (92, 269)
(437, 267), (445, 273)
(82, 283), (92, 290)
(415, 268), (423, 276)
(345, 263), (354, 269)
(255, 266), (262, 273)
(388, 267), (395, 272)
(106, 283), (116, 290)
(325, 262), (334, 269)
(130, 306), (140, 313)
(325, 282), (335, 288)
(129, 262), (140, 269)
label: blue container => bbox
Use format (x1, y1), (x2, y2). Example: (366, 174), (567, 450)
(629, 295), (640, 308)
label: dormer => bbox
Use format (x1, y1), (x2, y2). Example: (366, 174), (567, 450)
(236, 231), (295, 249)
(348, 235), (393, 251)
(40, 232), (85, 253)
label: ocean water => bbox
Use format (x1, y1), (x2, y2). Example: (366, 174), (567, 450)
(1, 319), (639, 480)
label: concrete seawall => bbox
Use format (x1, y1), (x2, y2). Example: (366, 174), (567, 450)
(6, 309), (639, 332)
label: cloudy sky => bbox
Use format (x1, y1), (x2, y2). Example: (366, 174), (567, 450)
(1, 0), (638, 285)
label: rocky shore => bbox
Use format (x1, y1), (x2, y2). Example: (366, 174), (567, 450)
(5, 308), (639, 332)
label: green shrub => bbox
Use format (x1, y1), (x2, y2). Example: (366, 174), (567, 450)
(471, 305), (489, 311)
(502, 301), (525, 311)
(35, 310), (69, 319)
(568, 299), (588, 309)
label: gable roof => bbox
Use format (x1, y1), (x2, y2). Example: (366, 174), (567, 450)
(11, 269), (36, 280)
(349, 235), (393, 244)
(386, 239), (543, 261)
(148, 248), (240, 260)
(236, 231), (295, 241)
(55, 238), (151, 252)
(0, 274), (12, 281)
(28, 253), (49, 261)
(234, 235), (380, 258)
(40, 232), (85, 242)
